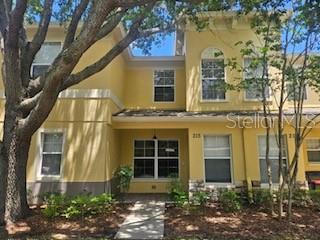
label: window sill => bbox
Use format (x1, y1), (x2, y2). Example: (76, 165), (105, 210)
(131, 178), (174, 183)
(204, 182), (235, 188)
(36, 176), (61, 182)
(243, 99), (272, 103)
(200, 100), (228, 103)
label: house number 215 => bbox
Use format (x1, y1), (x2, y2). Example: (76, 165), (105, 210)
(192, 133), (201, 138)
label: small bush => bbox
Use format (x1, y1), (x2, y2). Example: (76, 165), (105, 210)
(168, 177), (188, 207)
(114, 165), (133, 192)
(191, 191), (210, 207)
(292, 189), (310, 207)
(42, 193), (114, 219)
(251, 189), (273, 208)
(309, 190), (320, 210)
(219, 190), (241, 213)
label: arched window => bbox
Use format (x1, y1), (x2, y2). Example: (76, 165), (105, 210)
(201, 48), (226, 100)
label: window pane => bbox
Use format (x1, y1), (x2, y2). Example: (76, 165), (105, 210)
(307, 151), (320, 162)
(258, 135), (287, 158)
(205, 159), (231, 182)
(244, 58), (265, 79)
(32, 65), (50, 78)
(134, 159), (154, 178)
(154, 87), (174, 102)
(259, 158), (285, 183)
(158, 140), (178, 157)
(245, 83), (270, 100)
(202, 79), (225, 100)
(41, 154), (62, 175)
(158, 158), (178, 178)
(34, 42), (61, 64)
(204, 136), (230, 157)
(306, 139), (320, 150)
(42, 133), (63, 152)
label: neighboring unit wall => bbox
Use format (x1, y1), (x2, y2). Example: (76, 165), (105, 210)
(124, 60), (186, 110)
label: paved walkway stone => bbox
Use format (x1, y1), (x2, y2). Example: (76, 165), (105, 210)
(115, 200), (165, 239)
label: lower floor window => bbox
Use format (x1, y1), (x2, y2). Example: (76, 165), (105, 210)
(204, 135), (232, 183)
(258, 135), (287, 183)
(134, 140), (179, 179)
(306, 139), (320, 163)
(40, 132), (64, 176)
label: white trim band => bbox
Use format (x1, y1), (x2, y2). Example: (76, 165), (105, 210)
(0, 89), (124, 109)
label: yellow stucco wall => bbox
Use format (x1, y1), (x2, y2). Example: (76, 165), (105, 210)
(123, 67), (186, 110)
(118, 129), (189, 193)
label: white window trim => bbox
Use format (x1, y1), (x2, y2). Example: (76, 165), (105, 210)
(242, 58), (272, 102)
(153, 69), (176, 103)
(257, 134), (289, 184)
(31, 42), (62, 78)
(203, 134), (234, 184)
(36, 128), (66, 181)
(132, 139), (180, 181)
(200, 57), (228, 102)
(306, 138), (320, 164)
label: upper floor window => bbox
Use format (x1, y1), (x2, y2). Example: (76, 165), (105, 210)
(32, 42), (61, 79)
(244, 58), (270, 100)
(201, 48), (226, 100)
(40, 132), (64, 177)
(287, 83), (307, 101)
(306, 139), (320, 163)
(154, 70), (175, 102)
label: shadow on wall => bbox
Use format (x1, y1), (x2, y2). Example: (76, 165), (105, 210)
(27, 98), (118, 204)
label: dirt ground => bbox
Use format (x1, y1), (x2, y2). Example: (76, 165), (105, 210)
(164, 203), (320, 240)
(1, 203), (132, 239)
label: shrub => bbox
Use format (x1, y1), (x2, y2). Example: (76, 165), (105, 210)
(191, 191), (210, 207)
(251, 189), (273, 208)
(292, 189), (310, 207)
(309, 190), (320, 210)
(219, 190), (241, 213)
(114, 165), (133, 192)
(168, 177), (188, 207)
(42, 193), (114, 219)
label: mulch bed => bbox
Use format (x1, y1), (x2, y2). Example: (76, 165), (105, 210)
(1, 203), (132, 239)
(165, 203), (320, 240)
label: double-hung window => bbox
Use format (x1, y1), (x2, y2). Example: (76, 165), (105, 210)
(40, 132), (64, 177)
(306, 139), (320, 163)
(287, 83), (307, 101)
(204, 135), (232, 183)
(154, 70), (175, 102)
(244, 58), (269, 100)
(134, 140), (179, 179)
(258, 135), (287, 183)
(32, 42), (61, 78)
(201, 59), (226, 100)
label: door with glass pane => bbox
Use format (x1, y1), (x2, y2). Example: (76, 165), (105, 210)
(204, 135), (232, 183)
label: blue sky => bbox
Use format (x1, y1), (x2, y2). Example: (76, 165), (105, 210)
(131, 33), (175, 56)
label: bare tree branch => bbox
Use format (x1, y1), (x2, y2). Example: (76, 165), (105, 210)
(63, 0), (90, 49)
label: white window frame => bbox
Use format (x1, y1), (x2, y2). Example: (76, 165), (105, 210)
(243, 58), (271, 102)
(31, 42), (62, 78)
(200, 58), (227, 102)
(203, 135), (233, 186)
(132, 139), (180, 181)
(37, 129), (66, 180)
(153, 69), (176, 103)
(306, 138), (320, 164)
(257, 134), (288, 185)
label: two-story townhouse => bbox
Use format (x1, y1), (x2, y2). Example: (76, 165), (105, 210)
(1, 12), (320, 201)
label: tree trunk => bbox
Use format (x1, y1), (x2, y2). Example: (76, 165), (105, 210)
(3, 116), (31, 223)
(0, 141), (6, 226)
(287, 149), (299, 221)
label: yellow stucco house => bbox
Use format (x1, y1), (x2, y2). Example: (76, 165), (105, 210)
(1, 12), (320, 199)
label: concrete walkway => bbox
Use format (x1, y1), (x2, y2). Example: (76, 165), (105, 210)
(115, 200), (165, 239)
